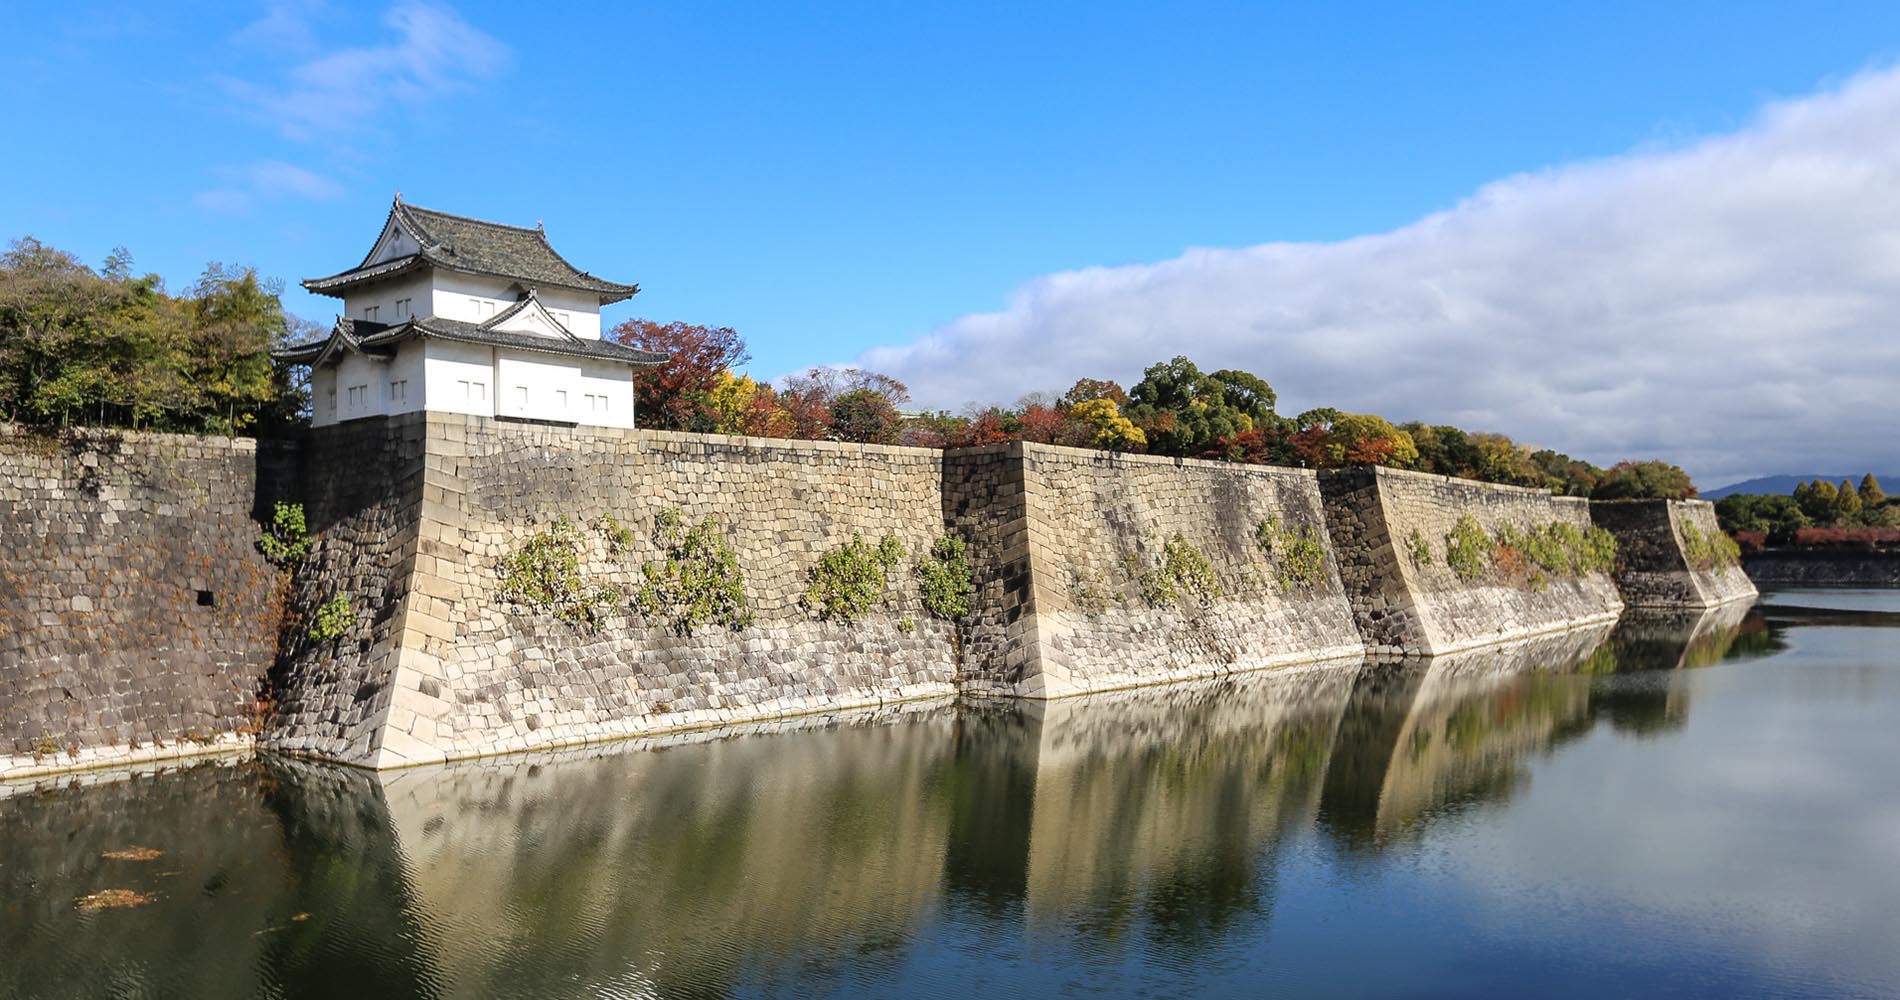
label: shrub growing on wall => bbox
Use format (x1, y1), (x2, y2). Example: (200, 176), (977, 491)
(917, 534), (976, 620)
(634, 508), (753, 634)
(1679, 520), (1741, 570)
(1408, 528), (1432, 566)
(1253, 515), (1328, 591)
(498, 517), (620, 632)
(1136, 533), (1221, 607)
(1445, 515), (1490, 581)
(803, 534), (905, 621)
(258, 501), (311, 566)
(307, 594), (354, 642)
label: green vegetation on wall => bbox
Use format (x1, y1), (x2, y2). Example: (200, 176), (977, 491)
(803, 533), (905, 622)
(1135, 533), (1221, 608)
(1256, 515), (1327, 591)
(258, 501), (311, 566)
(1407, 528), (1432, 567)
(498, 517), (621, 632)
(633, 508), (753, 634)
(1445, 515), (1490, 581)
(1679, 520), (1742, 570)
(306, 594), (354, 642)
(1445, 514), (1618, 588)
(916, 534), (975, 620)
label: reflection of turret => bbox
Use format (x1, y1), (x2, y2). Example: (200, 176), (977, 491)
(943, 666), (1360, 953)
(1319, 625), (1613, 850)
(364, 706), (959, 998)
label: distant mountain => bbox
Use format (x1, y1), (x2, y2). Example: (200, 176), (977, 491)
(1702, 474), (1900, 500)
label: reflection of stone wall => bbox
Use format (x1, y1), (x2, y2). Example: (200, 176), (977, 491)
(371, 708), (958, 998)
(966, 443), (1364, 697)
(1591, 499), (1756, 607)
(1321, 467), (1625, 655)
(0, 425), (289, 777)
(1011, 668), (1359, 933)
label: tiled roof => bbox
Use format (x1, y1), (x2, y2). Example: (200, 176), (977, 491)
(273, 315), (669, 367)
(302, 197), (640, 303)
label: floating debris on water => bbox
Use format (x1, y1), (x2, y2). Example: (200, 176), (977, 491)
(77, 889), (156, 911)
(99, 847), (163, 861)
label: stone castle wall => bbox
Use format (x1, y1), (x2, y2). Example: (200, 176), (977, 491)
(1740, 550), (1900, 587)
(965, 443), (1363, 698)
(4, 415), (1757, 775)
(1590, 499), (1757, 607)
(269, 414), (961, 768)
(0, 425), (288, 777)
(1320, 467), (1625, 654)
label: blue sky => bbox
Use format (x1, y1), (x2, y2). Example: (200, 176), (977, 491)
(5, 2), (1900, 483)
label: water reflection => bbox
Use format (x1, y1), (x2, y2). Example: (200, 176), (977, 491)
(3, 598), (1891, 999)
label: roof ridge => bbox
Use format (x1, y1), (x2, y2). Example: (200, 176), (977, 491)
(402, 201), (543, 236)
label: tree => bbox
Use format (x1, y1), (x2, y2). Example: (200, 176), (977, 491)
(1125, 356), (1277, 457)
(776, 366), (910, 441)
(1071, 398), (1146, 451)
(608, 319), (749, 431)
(1591, 460), (1698, 500)
(829, 388), (901, 444)
(1860, 473), (1887, 508)
(1323, 413), (1419, 468)
(1060, 378), (1128, 408)
(1834, 479), (1864, 518)
(1715, 494), (1810, 545)
(1, 237), (299, 433)
(706, 371), (792, 437)
(188, 263), (289, 433)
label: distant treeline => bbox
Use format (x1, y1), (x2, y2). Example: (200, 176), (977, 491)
(0, 238), (307, 434)
(612, 321), (1699, 500)
(1717, 474), (1900, 548)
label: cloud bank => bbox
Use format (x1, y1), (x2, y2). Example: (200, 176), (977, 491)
(858, 68), (1900, 485)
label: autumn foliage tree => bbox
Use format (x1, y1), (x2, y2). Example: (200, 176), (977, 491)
(608, 319), (750, 431)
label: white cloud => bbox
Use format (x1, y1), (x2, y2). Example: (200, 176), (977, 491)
(196, 160), (343, 214)
(858, 67), (1900, 486)
(219, 1), (509, 141)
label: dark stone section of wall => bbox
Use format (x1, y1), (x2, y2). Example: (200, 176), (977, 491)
(942, 444), (1036, 692)
(1743, 550), (1900, 587)
(1590, 499), (1755, 607)
(0, 425), (285, 766)
(1317, 468), (1428, 654)
(265, 414), (429, 764)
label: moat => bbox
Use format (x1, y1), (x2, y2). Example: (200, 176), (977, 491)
(4, 588), (1896, 999)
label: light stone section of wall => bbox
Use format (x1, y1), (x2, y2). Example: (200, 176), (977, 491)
(273, 413), (962, 768)
(1321, 467), (1625, 655)
(972, 443), (1364, 698)
(1589, 499), (1758, 608)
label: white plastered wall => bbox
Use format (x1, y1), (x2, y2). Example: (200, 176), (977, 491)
(341, 272), (432, 325)
(423, 340), (498, 418)
(495, 350), (584, 423)
(578, 360), (637, 429)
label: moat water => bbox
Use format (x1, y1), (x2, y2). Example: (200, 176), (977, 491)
(3, 587), (1897, 999)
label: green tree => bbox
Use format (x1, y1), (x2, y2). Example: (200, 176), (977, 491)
(1125, 356), (1277, 457)
(1834, 479), (1863, 518)
(1859, 473), (1886, 508)
(1591, 460), (1698, 500)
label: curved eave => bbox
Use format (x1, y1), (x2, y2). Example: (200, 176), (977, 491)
(301, 255), (429, 297)
(301, 253), (639, 304)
